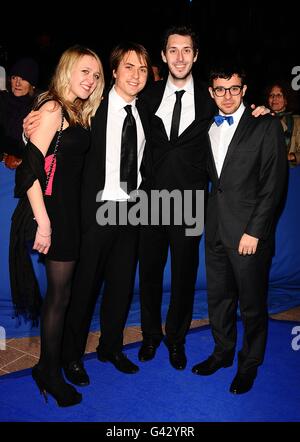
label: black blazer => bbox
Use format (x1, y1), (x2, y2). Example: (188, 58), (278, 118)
(80, 92), (151, 232)
(141, 79), (216, 192)
(205, 106), (287, 249)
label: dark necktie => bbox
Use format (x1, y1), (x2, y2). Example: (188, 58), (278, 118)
(120, 104), (138, 194)
(170, 90), (185, 142)
(214, 114), (234, 126)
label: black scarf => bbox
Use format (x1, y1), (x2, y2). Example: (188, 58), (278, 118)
(9, 141), (46, 324)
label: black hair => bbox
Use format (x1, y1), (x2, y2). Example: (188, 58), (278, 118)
(209, 65), (247, 87)
(161, 25), (199, 55)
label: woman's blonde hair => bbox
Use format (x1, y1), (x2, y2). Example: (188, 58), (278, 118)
(36, 45), (104, 127)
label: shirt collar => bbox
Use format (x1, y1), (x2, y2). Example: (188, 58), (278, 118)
(165, 75), (194, 98)
(109, 86), (137, 112)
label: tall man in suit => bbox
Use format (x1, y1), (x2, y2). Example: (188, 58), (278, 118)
(192, 67), (287, 394)
(59, 42), (151, 384)
(138, 26), (216, 370)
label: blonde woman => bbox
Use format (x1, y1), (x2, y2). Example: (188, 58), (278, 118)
(10, 45), (104, 407)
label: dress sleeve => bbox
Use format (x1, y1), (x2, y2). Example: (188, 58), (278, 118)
(14, 140), (46, 198)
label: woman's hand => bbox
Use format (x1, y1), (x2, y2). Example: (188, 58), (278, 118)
(33, 226), (52, 254)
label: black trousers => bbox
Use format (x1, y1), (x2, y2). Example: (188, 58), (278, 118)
(205, 233), (273, 375)
(139, 224), (201, 346)
(62, 219), (139, 364)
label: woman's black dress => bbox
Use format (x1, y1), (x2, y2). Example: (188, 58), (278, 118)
(44, 125), (90, 261)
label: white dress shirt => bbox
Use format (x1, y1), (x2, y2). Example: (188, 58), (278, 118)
(209, 102), (246, 177)
(101, 86), (146, 201)
(155, 75), (195, 139)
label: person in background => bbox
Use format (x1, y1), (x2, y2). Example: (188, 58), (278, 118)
(151, 64), (163, 81)
(150, 56), (164, 82)
(192, 67), (287, 394)
(266, 80), (300, 166)
(10, 46), (104, 407)
(0, 57), (39, 167)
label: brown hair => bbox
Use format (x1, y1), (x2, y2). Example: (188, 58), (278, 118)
(109, 41), (151, 87)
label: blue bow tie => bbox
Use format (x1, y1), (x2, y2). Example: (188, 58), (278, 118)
(214, 115), (234, 126)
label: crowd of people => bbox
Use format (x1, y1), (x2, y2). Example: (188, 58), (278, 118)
(0, 25), (295, 407)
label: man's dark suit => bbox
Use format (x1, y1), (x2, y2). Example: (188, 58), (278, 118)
(62, 93), (150, 363)
(205, 106), (287, 375)
(139, 79), (215, 346)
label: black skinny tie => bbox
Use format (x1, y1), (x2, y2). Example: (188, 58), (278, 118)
(170, 90), (185, 142)
(120, 105), (138, 194)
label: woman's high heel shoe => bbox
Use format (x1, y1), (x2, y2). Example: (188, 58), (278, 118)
(32, 365), (82, 407)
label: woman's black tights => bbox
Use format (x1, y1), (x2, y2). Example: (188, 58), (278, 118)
(38, 259), (76, 376)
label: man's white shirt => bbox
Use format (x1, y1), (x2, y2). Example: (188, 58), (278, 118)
(101, 86), (145, 201)
(156, 75), (195, 139)
(209, 102), (245, 177)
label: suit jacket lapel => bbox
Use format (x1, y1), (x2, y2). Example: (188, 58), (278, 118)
(220, 106), (252, 177)
(151, 80), (169, 140)
(207, 133), (219, 182)
(91, 94), (109, 181)
(136, 97), (151, 181)
(146, 79), (167, 115)
(178, 80), (216, 139)
(136, 97), (149, 138)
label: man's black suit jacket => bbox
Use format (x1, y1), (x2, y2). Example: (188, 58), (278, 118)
(205, 106), (287, 249)
(80, 92), (151, 232)
(141, 79), (216, 192)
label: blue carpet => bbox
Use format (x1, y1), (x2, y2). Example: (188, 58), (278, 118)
(0, 319), (299, 422)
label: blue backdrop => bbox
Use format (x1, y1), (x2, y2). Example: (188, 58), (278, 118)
(1, 163), (300, 338)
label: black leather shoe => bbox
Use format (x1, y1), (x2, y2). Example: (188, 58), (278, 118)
(192, 355), (233, 376)
(138, 340), (159, 362)
(97, 351), (139, 374)
(63, 361), (90, 387)
(229, 372), (255, 394)
(168, 344), (187, 370)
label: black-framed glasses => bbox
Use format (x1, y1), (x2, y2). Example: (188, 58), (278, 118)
(212, 85), (243, 97)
